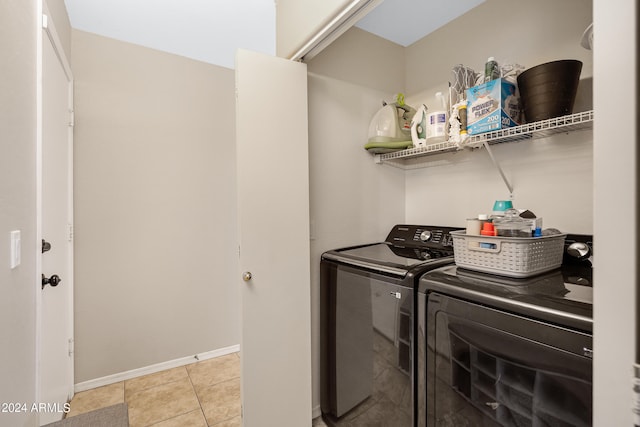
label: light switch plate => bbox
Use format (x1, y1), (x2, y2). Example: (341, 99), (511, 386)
(10, 230), (21, 269)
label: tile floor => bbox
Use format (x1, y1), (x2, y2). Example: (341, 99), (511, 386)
(67, 352), (327, 427)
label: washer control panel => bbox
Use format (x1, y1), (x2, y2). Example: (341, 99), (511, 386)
(419, 230), (432, 242)
(386, 225), (460, 249)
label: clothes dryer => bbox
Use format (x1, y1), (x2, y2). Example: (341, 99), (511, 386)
(320, 225), (461, 426)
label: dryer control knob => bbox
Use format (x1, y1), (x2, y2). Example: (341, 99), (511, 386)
(567, 242), (590, 260)
(419, 230), (432, 242)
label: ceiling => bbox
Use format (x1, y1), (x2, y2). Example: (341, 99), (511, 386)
(63, 0), (485, 70)
(63, 0), (275, 70)
(355, 0), (484, 47)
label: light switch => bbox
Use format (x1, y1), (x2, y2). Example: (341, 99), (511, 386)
(10, 230), (20, 269)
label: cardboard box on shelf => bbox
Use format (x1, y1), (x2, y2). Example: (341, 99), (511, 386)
(466, 79), (521, 135)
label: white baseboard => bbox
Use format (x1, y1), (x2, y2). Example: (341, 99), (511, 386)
(74, 344), (240, 393)
(312, 404), (322, 419)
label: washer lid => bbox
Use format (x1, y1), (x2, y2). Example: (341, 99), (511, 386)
(323, 243), (453, 277)
(420, 264), (593, 332)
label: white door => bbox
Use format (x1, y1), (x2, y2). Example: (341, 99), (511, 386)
(39, 15), (74, 425)
(235, 49), (312, 426)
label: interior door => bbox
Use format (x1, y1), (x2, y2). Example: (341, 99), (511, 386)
(39, 15), (74, 425)
(236, 49), (312, 426)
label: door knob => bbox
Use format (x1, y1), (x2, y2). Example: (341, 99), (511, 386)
(42, 274), (61, 289)
(42, 239), (52, 253)
(242, 272), (252, 282)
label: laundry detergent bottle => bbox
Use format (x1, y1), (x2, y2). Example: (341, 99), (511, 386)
(425, 92), (448, 144)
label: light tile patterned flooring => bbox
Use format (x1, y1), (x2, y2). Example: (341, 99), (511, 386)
(67, 352), (328, 427)
(67, 353), (241, 427)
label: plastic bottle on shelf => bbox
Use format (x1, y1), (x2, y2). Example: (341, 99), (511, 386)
(466, 213), (491, 235)
(426, 92), (448, 144)
(494, 209), (531, 237)
(484, 57), (500, 83)
(479, 221), (497, 248)
(458, 104), (468, 137)
(466, 220), (479, 235)
(477, 214), (488, 231)
(480, 221), (496, 236)
(489, 200), (513, 221)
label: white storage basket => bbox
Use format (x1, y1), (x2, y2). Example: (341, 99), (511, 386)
(450, 230), (566, 278)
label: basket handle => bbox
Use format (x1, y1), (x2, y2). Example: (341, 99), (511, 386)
(465, 238), (502, 253)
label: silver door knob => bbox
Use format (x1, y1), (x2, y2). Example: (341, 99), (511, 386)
(242, 272), (252, 282)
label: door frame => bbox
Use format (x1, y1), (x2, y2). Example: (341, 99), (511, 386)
(36, 2), (75, 418)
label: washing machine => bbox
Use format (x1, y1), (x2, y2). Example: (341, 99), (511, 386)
(416, 234), (593, 427)
(320, 224), (462, 426)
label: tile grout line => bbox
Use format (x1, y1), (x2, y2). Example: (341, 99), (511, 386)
(203, 377), (242, 427)
(126, 371), (201, 427)
(187, 357), (242, 427)
(124, 372), (188, 402)
(66, 381), (126, 418)
(143, 408), (205, 427)
(186, 363), (210, 426)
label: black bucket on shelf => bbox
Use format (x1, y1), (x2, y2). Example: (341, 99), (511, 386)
(517, 60), (583, 123)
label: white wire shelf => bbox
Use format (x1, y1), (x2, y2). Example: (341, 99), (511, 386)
(375, 110), (594, 165)
(376, 140), (459, 161)
(465, 109), (594, 148)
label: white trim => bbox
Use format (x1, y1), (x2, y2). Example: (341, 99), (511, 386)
(65, 28), (75, 403)
(42, 7), (73, 81)
(35, 2), (44, 425)
(38, 2), (76, 410)
(288, 0), (382, 62)
(74, 345), (241, 392)
(312, 404), (322, 419)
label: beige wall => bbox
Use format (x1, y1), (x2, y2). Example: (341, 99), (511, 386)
(71, 30), (239, 382)
(307, 27), (405, 94)
(0, 1), (39, 426)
